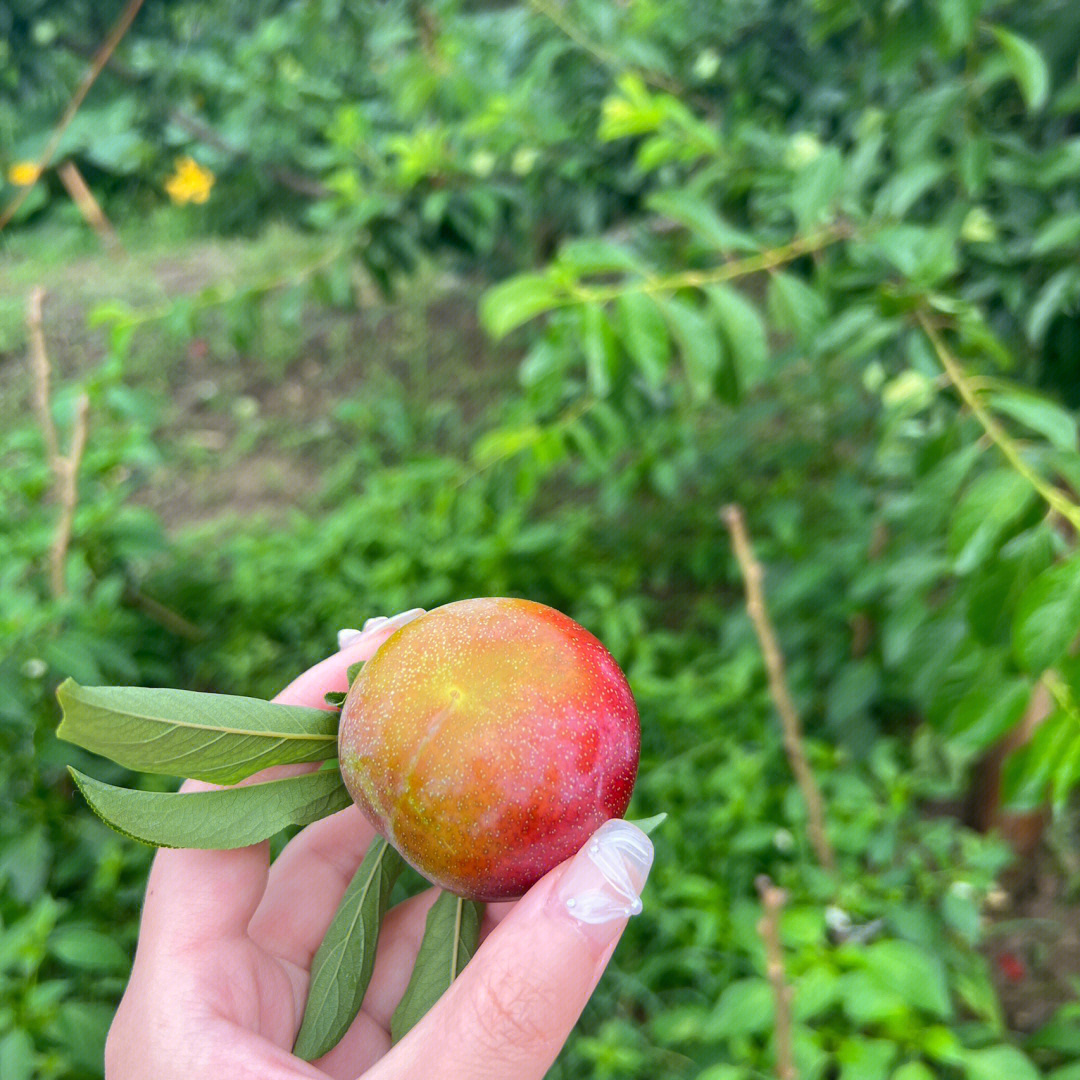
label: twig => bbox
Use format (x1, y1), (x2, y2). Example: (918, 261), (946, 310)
(568, 224), (847, 307)
(722, 504), (837, 871)
(917, 311), (1080, 534)
(124, 586), (204, 640)
(0, 0), (146, 232)
(28, 288), (60, 469)
(755, 876), (797, 1080)
(526, 0), (684, 96)
(27, 288), (90, 597)
(57, 161), (124, 256)
(52, 395), (90, 598)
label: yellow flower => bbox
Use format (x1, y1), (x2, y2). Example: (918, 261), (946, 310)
(8, 161), (41, 186)
(165, 156), (214, 205)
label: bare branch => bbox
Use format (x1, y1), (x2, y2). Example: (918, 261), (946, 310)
(722, 504), (836, 871)
(755, 875), (797, 1080)
(0, 0), (147, 232)
(28, 289), (90, 597)
(50, 395), (89, 597)
(27, 288), (61, 469)
(57, 161), (124, 257)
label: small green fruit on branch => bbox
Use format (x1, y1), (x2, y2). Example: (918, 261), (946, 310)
(338, 598), (642, 901)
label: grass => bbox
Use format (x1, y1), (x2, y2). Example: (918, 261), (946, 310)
(1, 212), (522, 529)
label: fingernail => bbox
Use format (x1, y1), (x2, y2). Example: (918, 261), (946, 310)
(552, 819), (653, 943)
(337, 627), (366, 649)
(338, 609), (426, 651)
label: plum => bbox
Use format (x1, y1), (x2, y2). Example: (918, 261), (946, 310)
(338, 597), (641, 901)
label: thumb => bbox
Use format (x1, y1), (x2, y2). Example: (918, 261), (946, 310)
(372, 819), (653, 1080)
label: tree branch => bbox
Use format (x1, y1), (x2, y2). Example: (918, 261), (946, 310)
(756, 875), (797, 1080)
(0, 0), (147, 232)
(722, 504), (836, 871)
(28, 289), (90, 597)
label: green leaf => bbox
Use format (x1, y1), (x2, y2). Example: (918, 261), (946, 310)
(711, 978), (774, 1037)
(660, 296), (722, 403)
(49, 924), (130, 972)
(582, 304), (617, 397)
(646, 191), (758, 253)
(294, 837), (405, 1060)
(391, 891), (483, 1042)
(767, 272), (827, 345)
(559, 238), (640, 275)
(962, 1046), (1040, 1080)
(860, 939), (952, 1019)
(0, 1030), (34, 1080)
(617, 292), (671, 392)
(944, 678), (1031, 758)
(1001, 710), (1069, 810)
(1031, 212), (1080, 257)
(1013, 554), (1080, 673)
(706, 284), (769, 389)
(947, 469), (1036, 575)
(989, 390), (1078, 452)
(56, 680), (338, 784)
(991, 26), (1050, 111)
(479, 274), (557, 339)
(630, 812), (668, 835)
(70, 767), (351, 848)
(1027, 267), (1080, 345)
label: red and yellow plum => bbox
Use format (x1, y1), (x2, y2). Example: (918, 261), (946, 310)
(338, 598), (640, 901)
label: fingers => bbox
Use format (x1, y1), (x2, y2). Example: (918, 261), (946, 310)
(368, 819), (653, 1080)
(247, 609), (425, 964)
(247, 805), (376, 968)
(274, 610), (426, 708)
(140, 828), (273, 953)
(139, 609), (425, 955)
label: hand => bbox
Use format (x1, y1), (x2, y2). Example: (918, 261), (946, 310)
(105, 610), (653, 1080)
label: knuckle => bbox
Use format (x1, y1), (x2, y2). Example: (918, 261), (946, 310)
(468, 957), (560, 1055)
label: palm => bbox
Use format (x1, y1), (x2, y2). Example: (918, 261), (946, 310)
(113, 800), (501, 1080)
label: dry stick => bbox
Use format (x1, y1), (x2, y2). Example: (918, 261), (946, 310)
(756, 876), (797, 1080)
(51, 395), (90, 598)
(0, 0), (146, 232)
(722, 504), (837, 871)
(57, 161), (124, 256)
(27, 289), (90, 597)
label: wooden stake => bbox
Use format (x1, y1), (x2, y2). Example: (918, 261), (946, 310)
(756, 875), (797, 1080)
(57, 161), (123, 256)
(722, 504), (837, 871)
(27, 288), (89, 597)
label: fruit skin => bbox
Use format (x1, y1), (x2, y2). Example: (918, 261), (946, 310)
(338, 597), (640, 901)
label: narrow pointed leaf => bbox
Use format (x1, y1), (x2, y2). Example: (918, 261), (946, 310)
(391, 892), (483, 1043)
(630, 812), (668, 835)
(992, 26), (1050, 112)
(294, 838), (405, 1060)
(69, 767), (351, 849)
(56, 679), (338, 784)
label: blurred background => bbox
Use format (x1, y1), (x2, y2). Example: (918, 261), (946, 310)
(3, 2), (1080, 1077)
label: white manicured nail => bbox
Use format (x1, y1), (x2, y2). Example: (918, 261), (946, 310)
(338, 609), (426, 652)
(553, 819), (653, 942)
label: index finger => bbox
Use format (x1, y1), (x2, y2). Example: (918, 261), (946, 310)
(138, 609), (425, 952)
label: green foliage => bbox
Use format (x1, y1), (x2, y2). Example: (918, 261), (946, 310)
(293, 838), (405, 1061)
(5, 0), (1080, 1077)
(68, 767), (351, 849)
(390, 893), (482, 1043)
